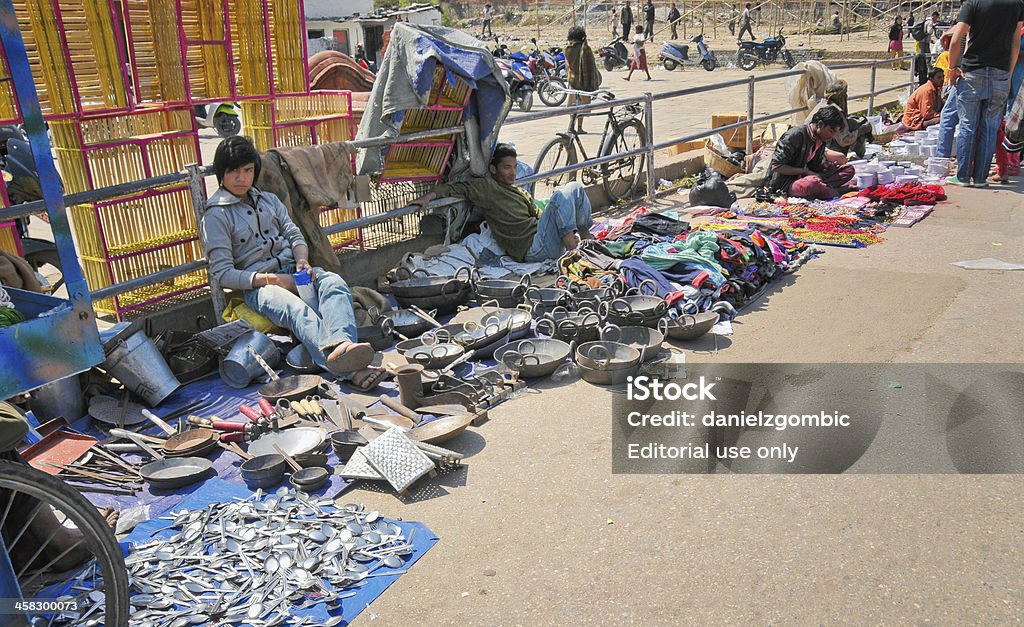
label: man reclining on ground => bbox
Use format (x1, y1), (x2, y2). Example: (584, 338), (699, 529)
(410, 143), (593, 262)
(768, 106), (856, 200)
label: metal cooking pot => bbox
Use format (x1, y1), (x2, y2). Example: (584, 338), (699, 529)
(601, 322), (666, 362)
(473, 269), (531, 304)
(388, 266), (472, 299)
(494, 338), (572, 379)
(405, 342), (466, 370)
(394, 285), (472, 315)
(665, 311), (720, 341)
(575, 341), (642, 371)
(141, 457), (214, 489)
(536, 308), (602, 344)
(473, 304), (533, 340)
(356, 316), (395, 351)
(524, 286), (572, 315)
(382, 308), (437, 338)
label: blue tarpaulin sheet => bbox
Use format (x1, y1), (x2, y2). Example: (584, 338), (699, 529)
(123, 478), (438, 625)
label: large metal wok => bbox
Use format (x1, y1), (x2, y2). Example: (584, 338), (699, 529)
(665, 311), (720, 341)
(394, 285), (472, 314)
(405, 342), (466, 370)
(472, 305), (533, 340)
(382, 308), (437, 338)
(409, 413), (474, 444)
(524, 286), (572, 315)
(473, 270), (530, 306)
(434, 321), (509, 357)
(495, 338), (572, 379)
(389, 267), (472, 299)
(601, 322), (666, 362)
(536, 307), (602, 344)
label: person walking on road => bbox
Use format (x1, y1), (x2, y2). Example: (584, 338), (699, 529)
(625, 25), (651, 80)
(610, 6), (619, 37)
(945, 0), (1023, 186)
(888, 16), (905, 70)
(737, 3), (755, 41)
(643, 0), (656, 42)
(668, 2), (680, 40)
(621, 1), (634, 42)
(481, 4), (494, 38)
(728, 5), (738, 36)
(564, 26), (601, 134)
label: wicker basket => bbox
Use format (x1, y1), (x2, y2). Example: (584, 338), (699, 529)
(704, 141), (744, 178)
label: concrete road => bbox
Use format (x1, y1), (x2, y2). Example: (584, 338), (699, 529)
(348, 183), (1023, 625)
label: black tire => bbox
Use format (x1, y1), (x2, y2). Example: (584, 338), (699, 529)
(662, 58), (678, 71)
(601, 119), (646, 203)
(782, 49), (796, 68)
(0, 460), (129, 625)
(517, 88), (534, 112)
(23, 245), (64, 294)
(214, 112), (241, 137)
(538, 78), (568, 107)
(603, 56), (615, 72)
(702, 57), (717, 71)
(737, 50), (758, 71)
(532, 136), (578, 199)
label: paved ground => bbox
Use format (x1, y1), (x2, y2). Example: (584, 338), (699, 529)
(347, 182), (1024, 625)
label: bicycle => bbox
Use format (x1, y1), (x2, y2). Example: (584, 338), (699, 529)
(0, 460), (129, 625)
(531, 88), (647, 203)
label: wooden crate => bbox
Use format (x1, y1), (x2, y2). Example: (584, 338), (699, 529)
(0, 221), (22, 256)
(712, 112), (749, 150)
(379, 142), (455, 182)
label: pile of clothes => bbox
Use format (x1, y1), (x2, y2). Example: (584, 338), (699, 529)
(563, 207), (813, 317)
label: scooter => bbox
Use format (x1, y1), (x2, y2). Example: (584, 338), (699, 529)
(193, 103), (241, 138)
(736, 29), (795, 71)
(597, 38), (631, 72)
(660, 33), (717, 72)
(496, 51), (535, 112)
(0, 126), (63, 293)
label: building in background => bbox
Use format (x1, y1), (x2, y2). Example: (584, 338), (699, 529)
(305, 1), (442, 62)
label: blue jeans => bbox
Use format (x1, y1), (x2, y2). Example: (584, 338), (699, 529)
(937, 84), (959, 159)
(956, 67), (1011, 183)
(244, 266), (357, 369)
(524, 182), (593, 262)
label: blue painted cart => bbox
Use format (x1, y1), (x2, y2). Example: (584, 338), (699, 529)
(0, 0), (104, 400)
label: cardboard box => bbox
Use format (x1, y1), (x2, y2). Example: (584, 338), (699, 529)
(667, 139), (705, 156)
(712, 112), (749, 149)
(760, 122), (791, 144)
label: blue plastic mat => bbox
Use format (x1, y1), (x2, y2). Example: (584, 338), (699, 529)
(123, 478), (438, 625)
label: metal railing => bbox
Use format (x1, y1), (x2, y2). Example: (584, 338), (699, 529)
(3, 54), (916, 319)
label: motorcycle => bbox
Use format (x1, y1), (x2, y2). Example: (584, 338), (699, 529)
(527, 38), (568, 107)
(736, 29), (796, 71)
(0, 126), (63, 293)
(496, 51), (535, 112)
(660, 33), (717, 72)
(193, 103), (241, 138)
(597, 38), (631, 72)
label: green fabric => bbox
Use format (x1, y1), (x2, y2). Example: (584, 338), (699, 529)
(435, 175), (538, 261)
(640, 230), (722, 271)
(603, 240), (636, 257)
(0, 402), (28, 453)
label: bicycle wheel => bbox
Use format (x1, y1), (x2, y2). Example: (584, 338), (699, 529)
(532, 136), (578, 198)
(601, 119), (646, 203)
(0, 460), (129, 626)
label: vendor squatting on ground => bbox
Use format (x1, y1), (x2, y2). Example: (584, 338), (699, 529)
(411, 143), (593, 262)
(201, 136), (384, 388)
(768, 106), (856, 200)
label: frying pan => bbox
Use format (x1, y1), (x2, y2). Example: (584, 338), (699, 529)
(163, 428), (219, 458)
(382, 308), (437, 338)
(409, 413), (474, 444)
(258, 374), (323, 402)
(113, 429), (215, 489)
(248, 427), (327, 458)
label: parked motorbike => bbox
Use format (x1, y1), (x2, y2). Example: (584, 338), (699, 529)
(660, 33), (717, 72)
(528, 38), (568, 107)
(597, 38), (630, 72)
(193, 103), (241, 138)
(496, 51), (535, 112)
(736, 29), (796, 71)
(0, 126), (63, 293)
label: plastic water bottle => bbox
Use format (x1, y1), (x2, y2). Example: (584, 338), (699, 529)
(293, 270), (318, 310)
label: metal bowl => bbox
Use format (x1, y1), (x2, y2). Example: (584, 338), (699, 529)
(579, 361), (640, 386)
(382, 308), (437, 338)
(601, 324), (665, 362)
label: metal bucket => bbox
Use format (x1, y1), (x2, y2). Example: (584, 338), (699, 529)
(102, 330), (181, 407)
(29, 374), (85, 421)
(220, 331), (281, 389)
